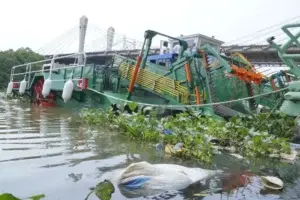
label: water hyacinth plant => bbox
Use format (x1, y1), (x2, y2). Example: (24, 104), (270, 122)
(80, 103), (296, 163)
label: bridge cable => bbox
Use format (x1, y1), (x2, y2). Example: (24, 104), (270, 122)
(225, 15), (300, 45)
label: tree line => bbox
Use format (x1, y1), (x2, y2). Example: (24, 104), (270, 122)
(0, 47), (44, 88)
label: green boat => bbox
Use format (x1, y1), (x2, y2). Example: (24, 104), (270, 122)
(6, 16), (300, 118)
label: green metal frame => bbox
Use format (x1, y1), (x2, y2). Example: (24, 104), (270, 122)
(265, 23), (300, 116)
(267, 23), (300, 77)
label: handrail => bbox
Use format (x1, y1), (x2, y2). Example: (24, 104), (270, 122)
(11, 78), (83, 84)
(9, 52), (87, 81)
(11, 64), (86, 76)
(11, 52), (87, 69)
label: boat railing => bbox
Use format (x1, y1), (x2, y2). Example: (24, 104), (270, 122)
(9, 53), (87, 88)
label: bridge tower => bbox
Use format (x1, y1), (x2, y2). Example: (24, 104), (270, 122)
(107, 26), (115, 51)
(78, 15), (88, 65)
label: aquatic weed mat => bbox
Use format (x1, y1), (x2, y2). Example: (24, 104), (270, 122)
(80, 105), (298, 164)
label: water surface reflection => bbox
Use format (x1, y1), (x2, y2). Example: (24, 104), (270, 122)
(0, 97), (300, 199)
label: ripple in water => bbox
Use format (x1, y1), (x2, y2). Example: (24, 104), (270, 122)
(0, 95), (300, 200)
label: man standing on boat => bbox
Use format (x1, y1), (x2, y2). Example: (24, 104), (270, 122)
(172, 42), (181, 54)
(160, 41), (169, 55)
(191, 42), (197, 54)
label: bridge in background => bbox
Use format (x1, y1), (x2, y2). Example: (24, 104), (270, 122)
(43, 44), (300, 67)
(38, 15), (300, 67)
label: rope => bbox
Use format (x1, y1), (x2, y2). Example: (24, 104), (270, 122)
(87, 87), (287, 108)
(256, 96), (284, 130)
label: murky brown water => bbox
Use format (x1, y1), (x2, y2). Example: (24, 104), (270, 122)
(1, 95), (300, 200)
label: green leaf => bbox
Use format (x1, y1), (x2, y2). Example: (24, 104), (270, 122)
(27, 194), (45, 200)
(94, 180), (115, 200)
(0, 193), (21, 200)
(128, 102), (137, 111)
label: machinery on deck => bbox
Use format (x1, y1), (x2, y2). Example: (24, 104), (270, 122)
(5, 16), (300, 118)
(111, 29), (288, 118)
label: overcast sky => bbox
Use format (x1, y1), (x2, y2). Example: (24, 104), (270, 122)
(1, 0), (299, 53)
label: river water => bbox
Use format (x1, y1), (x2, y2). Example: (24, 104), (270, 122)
(1, 96), (300, 200)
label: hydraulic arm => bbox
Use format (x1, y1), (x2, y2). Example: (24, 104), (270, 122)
(127, 30), (188, 100)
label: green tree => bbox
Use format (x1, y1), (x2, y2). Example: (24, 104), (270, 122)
(0, 47), (44, 89)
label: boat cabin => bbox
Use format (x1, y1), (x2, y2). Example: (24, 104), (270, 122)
(147, 33), (224, 69)
(166, 33), (224, 53)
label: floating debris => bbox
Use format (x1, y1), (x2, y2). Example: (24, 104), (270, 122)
(261, 176), (284, 190)
(290, 143), (300, 150)
(280, 150), (298, 161)
(164, 143), (184, 154)
(162, 129), (173, 135)
(230, 153), (244, 159)
(109, 124), (119, 130)
(155, 142), (164, 150)
(225, 146), (236, 153)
